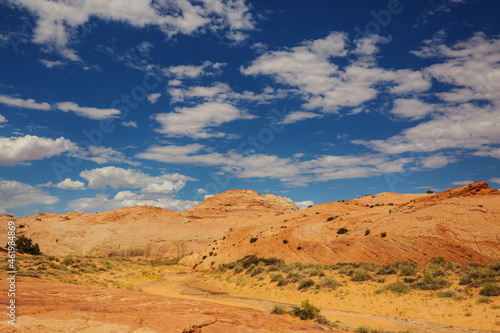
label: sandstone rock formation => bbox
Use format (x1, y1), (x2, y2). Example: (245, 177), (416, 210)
(0, 274), (331, 332)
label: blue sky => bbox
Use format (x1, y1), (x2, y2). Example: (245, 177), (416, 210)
(0, 0), (499, 217)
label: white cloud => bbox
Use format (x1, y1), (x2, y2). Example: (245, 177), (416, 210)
(79, 166), (194, 192)
(137, 143), (443, 186)
(489, 177), (500, 185)
(472, 147), (500, 160)
(67, 193), (198, 213)
(41, 178), (86, 190)
(280, 111), (323, 124)
(73, 145), (140, 166)
(147, 93), (161, 104)
(164, 61), (226, 79)
(39, 59), (65, 68)
(451, 180), (474, 186)
(391, 98), (435, 121)
(412, 32), (500, 104)
(167, 81), (287, 104)
(353, 103), (500, 155)
(122, 121), (137, 128)
(68, 166), (198, 213)
(10, 0), (255, 60)
(0, 135), (77, 166)
(0, 179), (58, 211)
(153, 102), (254, 139)
(242, 32), (430, 112)
(197, 188), (208, 194)
(284, 197), (313, 210)
(55, 101), (121, 120)
(0, 114), (6, 124)
(0, 94), (51, 111)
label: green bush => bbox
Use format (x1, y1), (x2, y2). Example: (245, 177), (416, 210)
(290, 299), (320, 320)
(413, 274), (451, 290)
(317, 276), (341, 290)
(351, 267), (371, 282)
(480, 283), (500, 296)
(436, 290), (459, 298)
(9, 235), (41, 255)
(270, 303), (287, 315)
(398, 263), (417, 276)
(298, 278), (315, 290)
(383, 281), (410, 294)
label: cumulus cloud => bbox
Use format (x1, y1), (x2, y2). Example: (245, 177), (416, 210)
(73, 146), (140, 166)
(390, 99), (435, 121)
(242, 32), (430, 112)
(41, 178), (86, 190)
(153, 102), (254, 138)
(136, 143), (440, 186)
(0, 179), (58, 212)
(489, 177), (500, 185)
(79, 166), (194, 192)
(280, 111), (323, 124)
(9, 0), (255, 60)
(0, 114), (6, 125)
(68, 166), (198, 213)
(0, 94), (51, 110)
(147, 93), (161, 104)
(39, 59), (65, 68)
(164, 61), (225, 79)
(67, 193), (199, 213)
(55, 101), (121, 120)
(0, 135), (77, 166)
(121, 121), (137, 128)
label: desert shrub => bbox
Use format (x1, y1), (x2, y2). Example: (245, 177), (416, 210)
(287, 270), (306, 283)
(427, 190), (434, 194)
(338, 264), (355, 275)
(377, 265), (397, 275)
(235, 276), (248, 285)
(270, 273), (284, 283)
(476, 295), (492, 304)
(337, 227), (348, 234)
(233, 264), (243, 274)
(365, 229), (370, 236)
(381, 232), (387, 238)
(488, 262), (500, 274)
(327, 217), (334, 221)
(270, 304), (287, 315)
(480, 283), (500, 296)
(398, 263), (417, 276)
(208, 251), (213, 256)
(317, 276), (341, 290)
(61, 256), (76, 266)
(297, 246), (302, 250)
(298, 278), (315, 290)
(282, 239), (288, 244)
(436, 290), (459, 298)
(9, 235), (40, 255)
(353, 326), (369, 333)
(383, 281), (410, 294)
(413, 274), (451, 290)
(307, 266), (324, 277)
(249, 237), (258, 243)
(314, 314), (337, 327)
(351, 268), (371, 282)
(459, 267), (495, 286)
(290, 299), (320, 320)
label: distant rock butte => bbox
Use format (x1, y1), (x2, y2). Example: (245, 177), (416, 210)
(2, 183), (500, 268)
(185, 189), (300, 217)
